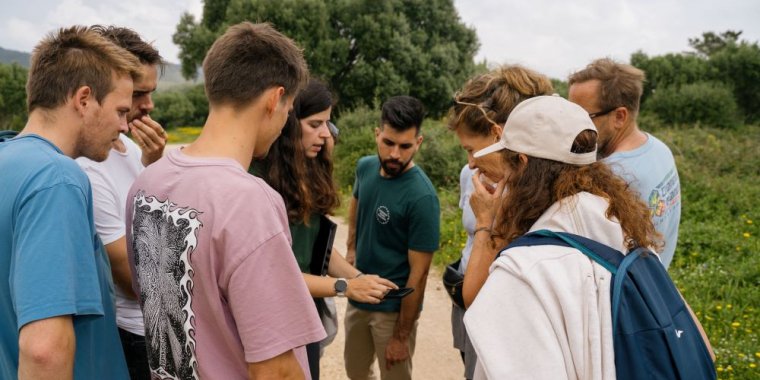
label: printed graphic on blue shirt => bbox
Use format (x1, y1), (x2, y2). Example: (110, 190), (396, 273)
(131, 192), (203, 380)
(647, 168), (681, 224)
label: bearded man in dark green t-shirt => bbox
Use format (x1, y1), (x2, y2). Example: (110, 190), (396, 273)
(344, 96), (441, 380)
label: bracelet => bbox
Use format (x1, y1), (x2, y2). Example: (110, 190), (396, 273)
(474, 227), (492, 235)
(354, 273), (365, 278)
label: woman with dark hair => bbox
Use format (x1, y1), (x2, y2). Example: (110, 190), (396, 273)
(461, 95), (665, 378)
(254, 79), (396, 379)
(446, 65), (554, 379)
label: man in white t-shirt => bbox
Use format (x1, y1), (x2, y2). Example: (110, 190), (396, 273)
(76, 25), (166, 380)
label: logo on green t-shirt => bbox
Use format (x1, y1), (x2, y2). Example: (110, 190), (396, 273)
(376, 205), (390, 224)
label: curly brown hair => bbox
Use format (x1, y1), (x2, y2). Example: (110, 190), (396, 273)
(449, 65), (554, 137)
(495, 130), (662, 251)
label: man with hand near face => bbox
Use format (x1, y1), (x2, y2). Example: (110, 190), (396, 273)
(0, 26), (140, 379)
(344, 96), (440, 380)
(75, 25), (165, 380)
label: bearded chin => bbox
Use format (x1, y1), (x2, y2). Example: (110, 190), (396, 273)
(380, 158), (410, 177)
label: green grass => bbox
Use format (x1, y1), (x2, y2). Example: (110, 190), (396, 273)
(166, 126), (202, 144)
(654, 125), (759, 379)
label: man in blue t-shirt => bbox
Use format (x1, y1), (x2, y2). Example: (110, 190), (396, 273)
(569, 58), (682, 268)
(0, 26), (139, 379)
(344, 96), (440, 380)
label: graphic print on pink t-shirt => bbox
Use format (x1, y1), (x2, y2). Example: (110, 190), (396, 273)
(131, 191), (202, 379)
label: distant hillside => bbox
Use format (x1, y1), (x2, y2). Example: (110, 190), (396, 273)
(0, 47), (30, 66)
(0, 46), (199, 90)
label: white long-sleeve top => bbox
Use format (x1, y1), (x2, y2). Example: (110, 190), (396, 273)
(464, 192), (621, 380)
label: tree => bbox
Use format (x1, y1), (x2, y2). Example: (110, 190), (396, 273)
(709, 41), (760, 123)
(173, 0), (480, 117)
(688, 30), (742, 57)
(630, 50), (710, 106)
(0, 63), (28, 131)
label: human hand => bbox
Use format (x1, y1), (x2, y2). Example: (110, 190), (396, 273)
(384, 336), (410, 369)
(470, 171), (506, 229)
(345, 275), (398, 304)
(130, 115), (167, 166)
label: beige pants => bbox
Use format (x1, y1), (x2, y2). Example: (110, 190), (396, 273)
(343, 304), (418, 380)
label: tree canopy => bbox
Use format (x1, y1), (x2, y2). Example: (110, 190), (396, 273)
(173, 0), (480, 117)
(0, 62), (28, 131)
(631, 30), (760, 125)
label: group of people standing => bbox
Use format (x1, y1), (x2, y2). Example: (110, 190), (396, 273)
(0, 17), (705, 380)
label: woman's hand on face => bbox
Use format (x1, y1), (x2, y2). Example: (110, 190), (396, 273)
(470, 172), (507, 228)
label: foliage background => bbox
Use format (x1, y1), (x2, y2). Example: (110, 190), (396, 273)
(0, 6), (758, 377)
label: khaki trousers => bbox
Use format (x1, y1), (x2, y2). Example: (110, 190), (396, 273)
(343, 304), (418, 380)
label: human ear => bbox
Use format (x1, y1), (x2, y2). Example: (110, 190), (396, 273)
(614, 107), (629, 129)
(490, 124), (503, 141)
(73, 86), (93, 116)
(266, 86), (286, 115)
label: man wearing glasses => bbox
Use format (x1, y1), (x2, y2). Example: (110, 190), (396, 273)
(568, 58), (682, 269)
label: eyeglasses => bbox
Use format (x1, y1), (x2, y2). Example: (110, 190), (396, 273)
(588, 107), (619, 119)
(453, 95), (500, 127)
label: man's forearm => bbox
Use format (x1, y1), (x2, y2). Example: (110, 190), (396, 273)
(346, 197), (358, 264)
(393, 277), (426, 340)
(393, 251), (431, 340)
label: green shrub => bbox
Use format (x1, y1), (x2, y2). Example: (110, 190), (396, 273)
(645, 82), (740, 129)
(332, 106), (380, 189)
(415, 120), (467, 189)
(333, 107), (467, 190)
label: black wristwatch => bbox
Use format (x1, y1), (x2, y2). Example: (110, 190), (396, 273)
(334, 278), (348, 297)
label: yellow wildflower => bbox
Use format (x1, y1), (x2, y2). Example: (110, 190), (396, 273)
(716, 305), (723, 311)
(744, 232), (751, 238)
(750, 363), (757, 369)
(731, 322), (741, 328)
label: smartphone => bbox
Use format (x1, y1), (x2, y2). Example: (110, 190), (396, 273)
(384, 287), (414, 299)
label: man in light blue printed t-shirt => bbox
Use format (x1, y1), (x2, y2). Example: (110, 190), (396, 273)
(0, 26), (140, 379)
(568, 58), (682, 268)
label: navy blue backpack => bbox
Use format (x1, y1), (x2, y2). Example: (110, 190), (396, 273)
(506, 229), (716, 380)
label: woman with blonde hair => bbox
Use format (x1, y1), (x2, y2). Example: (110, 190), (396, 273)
(446, 65), (553, 379)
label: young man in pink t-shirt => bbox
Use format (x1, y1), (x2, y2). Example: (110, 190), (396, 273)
(125, 22), (325, 379)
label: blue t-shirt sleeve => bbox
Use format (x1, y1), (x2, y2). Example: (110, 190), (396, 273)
(408, 194), (441, 252)
(11, 183), (104, 329)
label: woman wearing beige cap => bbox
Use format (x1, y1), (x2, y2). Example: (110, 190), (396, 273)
(461, 95), (663, 379)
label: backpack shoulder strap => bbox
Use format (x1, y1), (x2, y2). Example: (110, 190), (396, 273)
(0, 130), (19, 143)
(506, 229), (623, 274)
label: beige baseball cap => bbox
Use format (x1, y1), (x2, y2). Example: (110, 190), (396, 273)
(473, 95), (597, 165)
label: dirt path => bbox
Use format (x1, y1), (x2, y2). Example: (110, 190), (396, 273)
(321, 216), (464, 380)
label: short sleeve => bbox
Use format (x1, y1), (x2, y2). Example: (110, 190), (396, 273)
(352, 158), (364, 198)
(11, 184), (103, 329)
(82, 165), (124, 244)
(408, 193), (440, 252)
(459, 165), (472, 210)
(226, 231), (326, 363)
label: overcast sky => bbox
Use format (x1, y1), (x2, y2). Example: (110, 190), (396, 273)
(1, 0), (758, 79)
